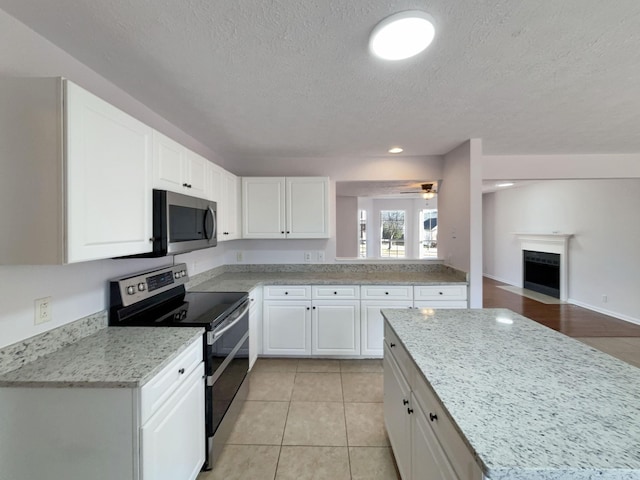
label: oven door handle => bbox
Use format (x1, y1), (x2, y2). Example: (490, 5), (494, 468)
(212, 301), (250, 341)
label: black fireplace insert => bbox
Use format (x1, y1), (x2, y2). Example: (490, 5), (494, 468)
(523, 250), (560, 298)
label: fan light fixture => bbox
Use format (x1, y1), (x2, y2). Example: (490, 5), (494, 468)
(422, 191), (436, 200)
(369, 11), (436, 61)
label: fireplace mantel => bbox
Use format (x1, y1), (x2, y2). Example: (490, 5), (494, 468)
(513, 233), (574, 301)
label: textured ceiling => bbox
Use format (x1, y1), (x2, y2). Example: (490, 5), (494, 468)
(2, 0), (640, 161)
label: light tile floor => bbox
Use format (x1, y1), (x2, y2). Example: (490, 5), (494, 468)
(197, 358), (400, 480)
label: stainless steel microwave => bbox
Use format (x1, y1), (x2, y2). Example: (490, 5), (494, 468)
(150, 189), (217, 256)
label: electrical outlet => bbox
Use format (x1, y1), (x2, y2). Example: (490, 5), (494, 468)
(304, 251), (312, 263)
(602, 294), (608, 303)
(236, 251), (243, 262)
(34, 296), (52, 325)
(317, 251), (325, 263)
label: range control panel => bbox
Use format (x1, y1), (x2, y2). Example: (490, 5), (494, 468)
(111, 263), (189, 307)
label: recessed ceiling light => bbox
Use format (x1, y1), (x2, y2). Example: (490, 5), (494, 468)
(369, 11), (436, 61)
(388, 147), (403, 154)
(496, 182), (515, 188)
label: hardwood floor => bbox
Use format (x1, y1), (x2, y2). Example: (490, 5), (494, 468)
(483, 277), (640, 337)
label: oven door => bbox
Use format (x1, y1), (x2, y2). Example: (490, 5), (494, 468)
(204, 302), (249, 469)
(154, 189), (217, 256)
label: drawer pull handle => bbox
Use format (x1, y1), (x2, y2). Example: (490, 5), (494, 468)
(407, 408), (414, 415)
(178, 368), (185, 375)
(385, 292), (389, 295)
(403, 399), (409, 405)
(313, 306), (316, 310)
(439, 292), (443, 295)
(285, 292), (288, 295)
(281, 231), (285, 234)
(306, 307), (310, 310)
(429, 413), (438, 422)
(334, 291), (337, 295)
(390, 343), (396, 347)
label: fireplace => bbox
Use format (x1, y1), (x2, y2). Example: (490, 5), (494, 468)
(514, 233), (573, 302)
(523, 250), (560, 298)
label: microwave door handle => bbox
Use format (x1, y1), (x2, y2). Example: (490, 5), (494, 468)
(212, 301), (250, 340)
(204, 206), (216, 240)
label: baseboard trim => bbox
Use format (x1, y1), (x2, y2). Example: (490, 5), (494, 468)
(483, 273), (518, 286)
(567, 299), (640, 326)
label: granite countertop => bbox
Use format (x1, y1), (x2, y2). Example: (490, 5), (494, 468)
(0, 327), (204, 388)
(190, 270), (467, 293)
(382, 308), (640, 480)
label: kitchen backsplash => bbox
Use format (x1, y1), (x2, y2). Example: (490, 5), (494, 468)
(0, 310), (107, 375)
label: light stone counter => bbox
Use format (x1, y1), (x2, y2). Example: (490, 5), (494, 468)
(382, 308), (640, 480)
(190, 270), (467, 293)
(0, 327), (204, 388)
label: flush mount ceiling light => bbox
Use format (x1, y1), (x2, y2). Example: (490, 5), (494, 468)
(388, 147), (404, 153)
(369, 10), (436, 61)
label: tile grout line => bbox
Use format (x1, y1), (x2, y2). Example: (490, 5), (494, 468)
(340, 365), (354, 480)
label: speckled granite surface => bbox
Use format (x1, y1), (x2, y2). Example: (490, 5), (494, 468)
(382, 308), (640, 480)
(0, 310), (108, 375)
(190, 269), (467, 293)
(0, 327), (204, 388)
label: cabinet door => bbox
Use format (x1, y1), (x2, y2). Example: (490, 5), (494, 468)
(184, 150), (208, 199)
(263, 300), (311, 355)
(286, 177), (329, 239)
(249, 287), (263, 370)
(141, 364), (205, 480)
(65, 81), (153, 262)
(221, 171), (241, 240)
(361, 301), (412, 356)
(242, 177), (286, 238)
(383, 345), (412, 480)
(312, 300), (360, 356)
(208, 162), (224, 203)
(411, 395), (459, 480)
(152, 130), (186, 193)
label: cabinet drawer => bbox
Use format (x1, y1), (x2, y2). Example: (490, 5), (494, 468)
(264, 285), (311, 300)
(414, 285), (467, 301)
(412, 373), (480, 480)
(384, 323), (415, 383)
(140, 338), (203, 424)
(361, 285), (413, 300)
(312, 285), (360, 299)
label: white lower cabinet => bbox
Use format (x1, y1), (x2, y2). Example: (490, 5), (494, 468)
(261, 283), (468, 358)
(411, 397), (459, 480)
(361, 300), (412, 356)
(384, 344), (412, 480)
(249, 287), (263, 369)
(0, 337), (205, 480)
(312, 300), (360, 355)
(263, 300), (312, 355)
(384, 322), (483, 480)
(141, 365), (205, 480)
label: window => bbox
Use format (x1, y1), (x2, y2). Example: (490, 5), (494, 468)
(359, 209), (367, 258)
(380, 210), (405, 258)
(419, 209), (438, 258)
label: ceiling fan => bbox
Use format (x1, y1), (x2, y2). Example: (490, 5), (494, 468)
(400, 183), (438, 199)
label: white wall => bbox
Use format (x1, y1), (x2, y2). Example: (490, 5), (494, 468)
(438, 140), (483, 306)
(483, 179), (640, 323)
(226, 155), (444, 263)
(0, 9), (228, 348)
(483, 154), (640, 180)
(336, 196), (359, 257)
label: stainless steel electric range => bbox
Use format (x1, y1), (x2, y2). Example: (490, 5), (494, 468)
(109, 263), (249, 471)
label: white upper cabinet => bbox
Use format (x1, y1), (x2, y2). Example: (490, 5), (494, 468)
(0, 77), (153, 264)
(219, 170), (241, 241)
(152, 131), (207, 199)
(242, 176), (329, 239)
(207, 162), (225, 203)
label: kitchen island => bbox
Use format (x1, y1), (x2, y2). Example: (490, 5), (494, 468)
(382, 308), (640, 480)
